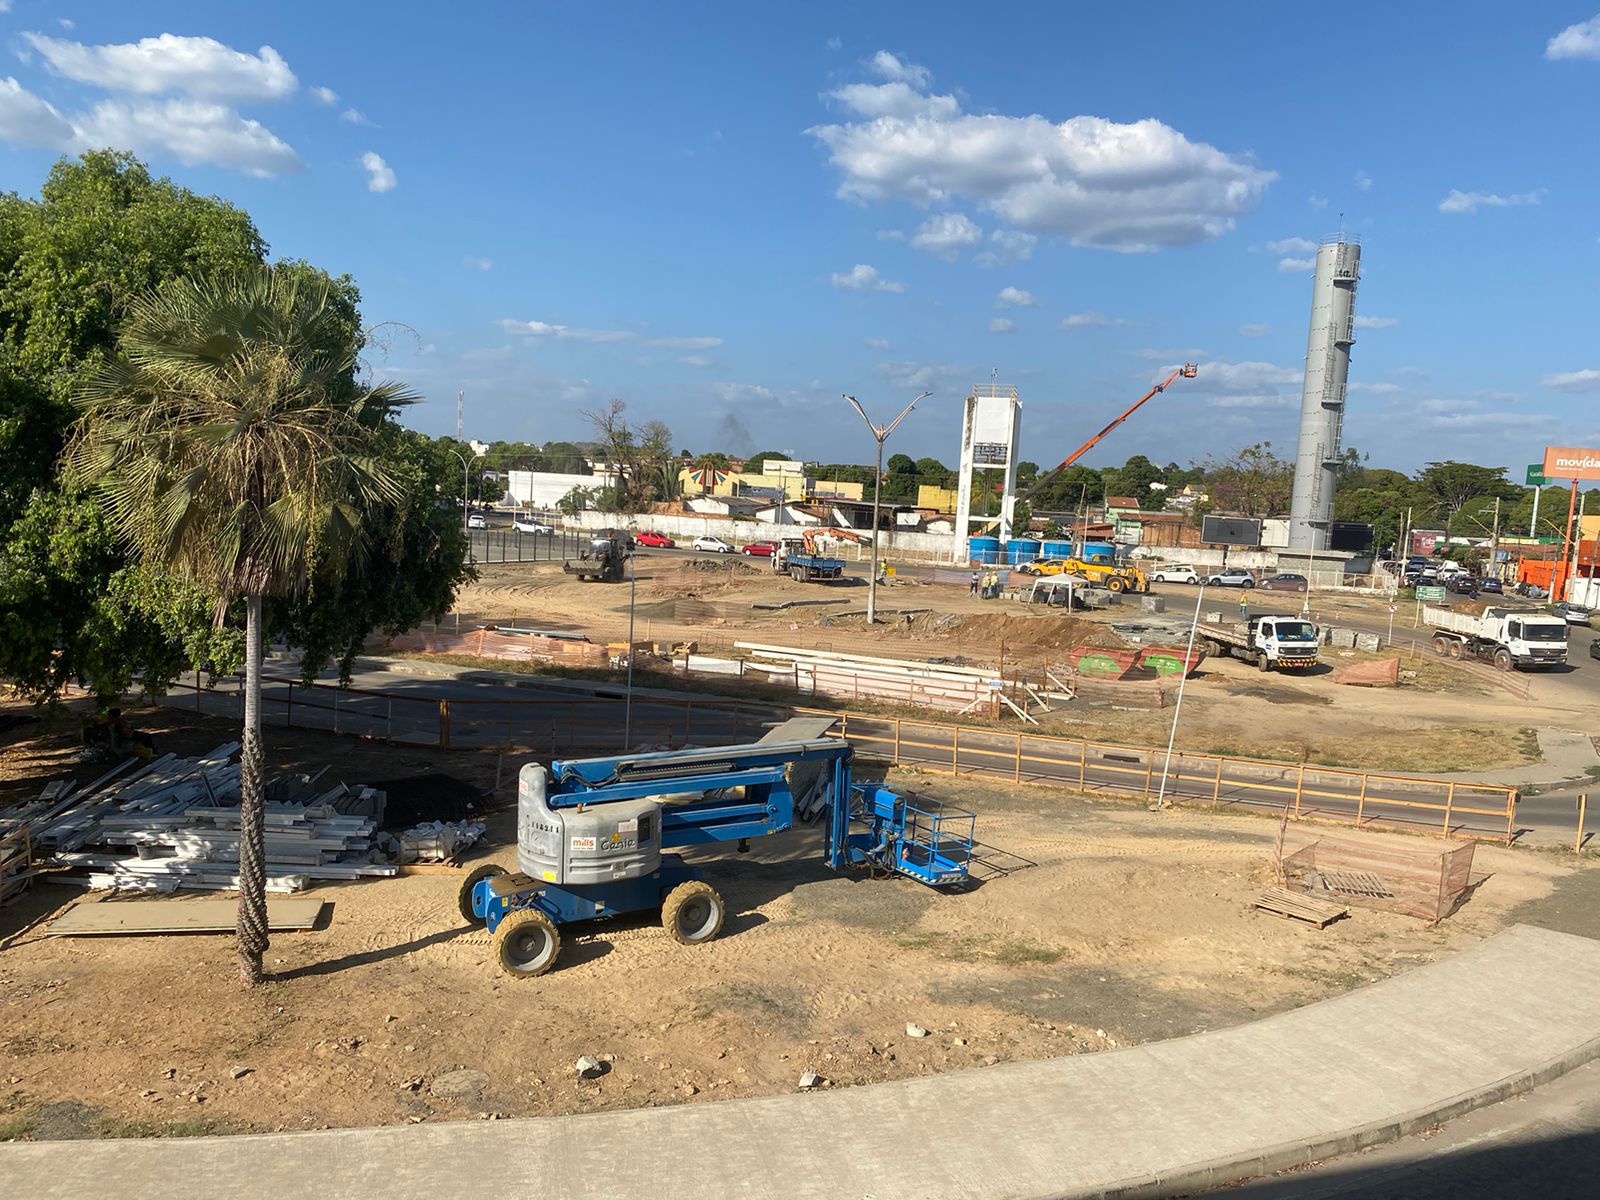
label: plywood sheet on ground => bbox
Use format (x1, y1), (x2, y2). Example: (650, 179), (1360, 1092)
(47, 897), (325, 936)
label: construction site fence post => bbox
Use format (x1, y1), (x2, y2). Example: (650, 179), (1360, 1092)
(894, 719), (902, 765)
(1079, 740), (1088, 790)
(1293, 764), (1306, 817)
(1578, 794), (1588, 854)
(1014, 733), (1023, 783)
(285, 681), (294, 730)
(1212, 757), (1224, 805)
(1443, 782), (1456, 838)
(439, 700), (451, 750)
(195, 669), (202, 712)
(387, 698), (394, 742)
(1356, 775), (1368, 827)
(952, 725), (959, 776)
(332, 686), (340, 735)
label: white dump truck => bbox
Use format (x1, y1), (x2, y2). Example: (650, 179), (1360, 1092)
(1198, 614), (1320, 673)
(1423, 603), (1568, 670)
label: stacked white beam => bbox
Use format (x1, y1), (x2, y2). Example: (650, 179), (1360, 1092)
(23, 744), (395, 893)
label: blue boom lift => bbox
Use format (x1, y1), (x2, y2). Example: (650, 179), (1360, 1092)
(459, 727), (976, 977)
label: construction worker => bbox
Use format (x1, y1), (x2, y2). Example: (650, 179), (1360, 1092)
(970, 570), (980, 595)
(1237, 590), (1249, 621)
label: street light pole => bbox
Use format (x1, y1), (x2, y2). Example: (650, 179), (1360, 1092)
(1155, 581), (1207, 811)
(447, 444), (486, 556)
(845, 390), (931, 625)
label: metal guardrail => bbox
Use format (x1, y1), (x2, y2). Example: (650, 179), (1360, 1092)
(163, 675), (1518, 844)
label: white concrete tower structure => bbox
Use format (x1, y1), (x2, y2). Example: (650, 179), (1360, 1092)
(952, 383), (1022, 559)
(1287, 236), (1361, 551)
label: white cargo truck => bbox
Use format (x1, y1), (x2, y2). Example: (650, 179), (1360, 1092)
(1423, 603), (1568, 670)
(1199, 614), (1320, 673)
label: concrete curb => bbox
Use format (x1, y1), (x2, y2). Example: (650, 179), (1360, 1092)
(1106, 1032), (1600, 1198)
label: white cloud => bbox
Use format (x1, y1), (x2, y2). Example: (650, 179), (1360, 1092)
(1348, 381), (1403, 395)
(462, 256), (493, 271)
(864, 337), (891, 350)
(80, 98), (302, 175)
(1238, 323), (1270, 337)
(24, 32), (296, 101)
(831, 263), (905, 293)
(1438, 188), (1544, 214)
(909, 212), (982, 259)
(869, 50), (932, 89)
(1354, 169), (1372, 191)
(0, 2), (13, 13)
(680, 355), (714, 367)
(995, 286), (1036, 308)
(1266, 236), (1316, 254)
(875, 228), (905, 241)
(810, 55), (1275, 251)
(311, 85), (339, 105)
(989, 317), (1016, 333)
(1353, 315), (1398, 329)
(826, 35), (842, 52)
(0, 77), (76, 147)
(714, 382), (777, 405)
(58, 18), (73, 30)
(361, 151), (396, 192)
(1136, 346), (1206, 360)
(973, 228), (1036, 268)
(1060, 310), (1108, 328)
(0, 75), (303, 175)
(1178, 361), (1300, 400)
(1547, 15), (1600, 60)
(1543, 368), (1600, 393)
(1309, 193), (1329, 209)
(875, 360), (964, 390)
(1277, 256), (1315, 272)
(498, 319), (721, 350)
(340, 107), (374, 126)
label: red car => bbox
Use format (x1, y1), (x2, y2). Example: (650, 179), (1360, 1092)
(740, 541), (778, 557)
(634, 530), (675, 549)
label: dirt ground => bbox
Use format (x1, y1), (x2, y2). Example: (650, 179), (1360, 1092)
(436, 559), (1552, 774)
(0, 706), (1582, 1138)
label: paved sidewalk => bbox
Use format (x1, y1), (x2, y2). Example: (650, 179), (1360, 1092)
(1443, 727), (1600, 789)
(6, 924), (1600, 1200)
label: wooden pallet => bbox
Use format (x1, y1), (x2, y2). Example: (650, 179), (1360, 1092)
(1254, 886), (1348, 928)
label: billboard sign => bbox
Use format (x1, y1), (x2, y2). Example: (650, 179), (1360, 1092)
(1415, 585), (1446, 600)
(1542, 446), (1600, 482)
(972, 441), (1009, 465)
(1328, 521), (1374, 552)
(1526, 463), (1547, 487)
(1201, 515), (1262, 547)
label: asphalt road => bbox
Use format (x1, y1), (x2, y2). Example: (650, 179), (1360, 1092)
(166, 657), (1526, 841)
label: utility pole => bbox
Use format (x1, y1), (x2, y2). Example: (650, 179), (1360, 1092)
(1489, 496), (1501, 582)
(845, 390), (931, 624)
(456, 389), (465, 442)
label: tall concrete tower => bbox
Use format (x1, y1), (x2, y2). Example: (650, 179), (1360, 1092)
(952, 384), (1021, 560)
(1287, 236), (1360, 551)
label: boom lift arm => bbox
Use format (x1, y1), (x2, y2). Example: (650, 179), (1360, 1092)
(995, 364), (1198, 526)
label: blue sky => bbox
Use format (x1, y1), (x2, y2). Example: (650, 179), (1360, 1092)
(3, 1), (1600, 475)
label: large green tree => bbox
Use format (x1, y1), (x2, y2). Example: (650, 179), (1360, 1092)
(65, 267), (413, 985)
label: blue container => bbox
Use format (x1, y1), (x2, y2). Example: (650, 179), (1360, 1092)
(1081, 541), (1116, 563)
(1041, 540), (1073, 559)
(967, 536), (1001, 565)
(1006, 539), (1042, 565)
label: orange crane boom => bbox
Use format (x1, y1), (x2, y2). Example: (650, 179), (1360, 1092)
(1013, 363), (1197, 513)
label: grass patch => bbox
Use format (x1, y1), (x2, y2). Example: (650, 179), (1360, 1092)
(896, 930), (1064, 966)
(0, 1100), (234, 1142)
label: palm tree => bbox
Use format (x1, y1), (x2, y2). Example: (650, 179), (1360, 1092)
(65, 267), (412, 985)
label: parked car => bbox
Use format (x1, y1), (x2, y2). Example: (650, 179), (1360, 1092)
(1205, 569), (1255, 588)
(634, 530), (675, 548)
(1257, 572), (1308, 593)
(1149, 564), (1200, 584)
(692, 535), (733, 554)
(466, 512), (488, 530)
(1478, 577), (1504, 594)
(740, 541), (778, 557)
(1446, 575), (1479, 595)
(513, 517), (554, 535)
(1552, 602), (1592, 626)
(1015, 558), (1068, 577)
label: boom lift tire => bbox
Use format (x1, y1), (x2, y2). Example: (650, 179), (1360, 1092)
(661, 880), (725, 945)
(458, 864), (506, 925)
(495, 909), (561, 977)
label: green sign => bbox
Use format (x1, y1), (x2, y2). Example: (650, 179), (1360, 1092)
(1415, 585), (1447, 600)
(1527, 464), (1547, 486)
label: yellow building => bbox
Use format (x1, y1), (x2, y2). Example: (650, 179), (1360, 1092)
(917, 485), (958, 513)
